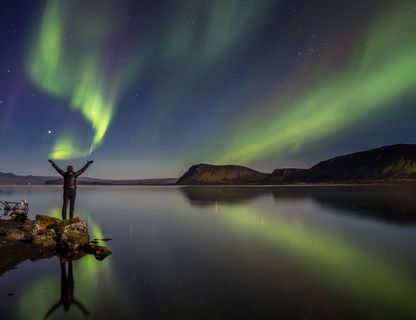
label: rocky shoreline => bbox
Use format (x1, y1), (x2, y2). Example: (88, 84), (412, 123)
(0, 215), (111, 275)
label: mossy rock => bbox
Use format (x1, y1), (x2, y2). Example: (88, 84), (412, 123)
(35, 215), (61, 231)
(60, 220), (90, 250)
(22, 220), (40, 236)
(11, 212), (28, 222)
(62, 230), (89, 244)
(35, 214), (60, 225)
(53, 216), (82, 235)
(32, 234), (56, 248)
(42, 228), (56, 238)
(6, 228), (30, 241)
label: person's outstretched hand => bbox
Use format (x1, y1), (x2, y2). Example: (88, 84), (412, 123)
(88, 160), (94, 164)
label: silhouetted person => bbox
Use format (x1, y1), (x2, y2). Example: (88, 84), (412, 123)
(44, 261), (89, 319)
(48, 159), (93, 219)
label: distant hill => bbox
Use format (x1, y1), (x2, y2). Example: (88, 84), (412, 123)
(178, 144), (416, 185)
(0, 172), (177, 186)
(176, 164), (269, 185)
(0, 172), (54, 185)
(264, 144), (416, 184)
(3, 144), (416, 186)
(44, 178), (177, 186)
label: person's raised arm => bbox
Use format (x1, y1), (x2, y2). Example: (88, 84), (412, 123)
(75, 160), (93, 177)
(73, 299), (90, 316)
(44, 300), (62, 319)
(48, 159), (65, 176)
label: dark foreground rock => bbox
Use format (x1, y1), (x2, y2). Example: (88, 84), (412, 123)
(0, 237), (55, 276)
(0, 215), (112, 275)
(84, 244), (113, 261)
(6, 228), (29, 241)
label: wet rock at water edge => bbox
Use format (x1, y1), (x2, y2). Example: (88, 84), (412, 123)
(94, 238), (112, 242)
(60, 219), (89, 251)
(23, 220), (40, 236)
(1, 215), (111, 267)
(5, 228), (30, 241)
(85, 244), (112, 261)
(32, 234), (56, 249)
(35, 214), (61, 231)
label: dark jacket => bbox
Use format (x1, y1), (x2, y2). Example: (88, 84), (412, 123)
(50, 161), (91, 190)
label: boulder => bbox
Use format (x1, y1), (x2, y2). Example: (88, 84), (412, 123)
(11, 211), (27, 222)
(5, 228), (29, 241)
(35, 215), (61, 231)
(42, 228), (56, 237)
(0, 220), (24, 236)
(32, 234), (56, 248)
(1, 215), (111, 262)
(60, 219), (89, 250)
(85, 244), (112, 261)
(23, 220), (40, 236)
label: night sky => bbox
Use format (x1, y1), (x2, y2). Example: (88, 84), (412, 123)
(1, 0), (415, 179)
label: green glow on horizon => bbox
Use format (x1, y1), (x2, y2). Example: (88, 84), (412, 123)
(220, 205), (416, 317)
(26, 0), (138, 160)
(213, 4), (416, 164)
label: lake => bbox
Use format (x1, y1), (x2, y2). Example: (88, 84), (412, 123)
(1, 185), (416, 319)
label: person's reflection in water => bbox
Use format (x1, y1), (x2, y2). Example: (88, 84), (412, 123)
(44, 260), (89, 319)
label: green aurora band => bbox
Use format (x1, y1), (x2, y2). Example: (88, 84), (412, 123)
(26, 0), (138, 159)
(220, 205), (416, 317)
(134, 0), (275, 142)
(15, 205), (416, 318)
(214, 4), (416, 164)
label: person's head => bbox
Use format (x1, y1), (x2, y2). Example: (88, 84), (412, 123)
(67, 165), (74, 172)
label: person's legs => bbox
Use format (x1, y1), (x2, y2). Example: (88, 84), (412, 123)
(62, 189), (70, 220)
(69, 190), (76, 219)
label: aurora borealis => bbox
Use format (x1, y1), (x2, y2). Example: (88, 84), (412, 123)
(1, 0), (416, 178)
(26, 0), (142, 159)
(213, 3), (416, 164)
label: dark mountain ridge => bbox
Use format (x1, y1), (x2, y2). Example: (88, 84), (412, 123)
(264, 144), (416, 183)
(0, 172), (54, 185)
(176, 164), (269, 185)
(3, 144), (416, 186)
(178, 144), (416, 185)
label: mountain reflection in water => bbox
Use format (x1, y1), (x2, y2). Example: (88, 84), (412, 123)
(180, 185), (416, 224)
(0, 186), (415, 319)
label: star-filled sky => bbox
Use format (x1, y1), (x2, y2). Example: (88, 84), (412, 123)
(1, 0), (416, 179)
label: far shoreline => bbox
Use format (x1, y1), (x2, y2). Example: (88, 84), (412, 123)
(1, 182), (416, 188)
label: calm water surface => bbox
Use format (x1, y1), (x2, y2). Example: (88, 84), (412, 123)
(0, 185), (416, 319)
